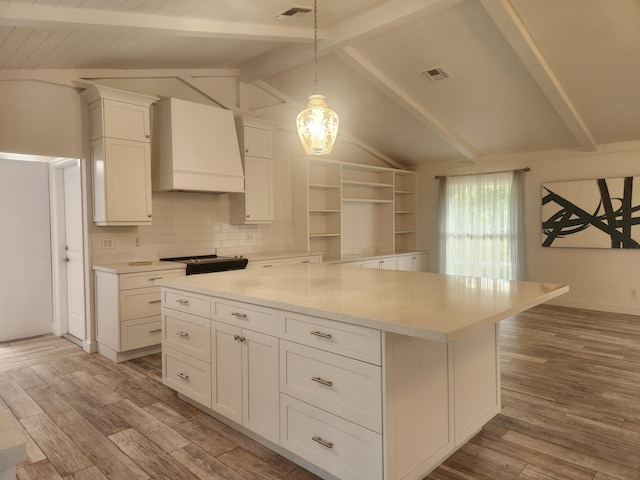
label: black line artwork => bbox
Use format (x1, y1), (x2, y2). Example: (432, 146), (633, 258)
(542, 176), (640, 248)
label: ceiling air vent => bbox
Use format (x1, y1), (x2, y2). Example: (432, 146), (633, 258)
(278, 6), (312, 18)
(421, 66), (449, 82)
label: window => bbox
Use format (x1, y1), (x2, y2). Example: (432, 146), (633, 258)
(438, 170), (525, 280)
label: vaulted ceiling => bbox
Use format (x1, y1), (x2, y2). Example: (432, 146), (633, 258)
(0, 0), (638, 168)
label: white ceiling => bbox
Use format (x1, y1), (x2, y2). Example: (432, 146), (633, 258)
(0, 0), (638, 168)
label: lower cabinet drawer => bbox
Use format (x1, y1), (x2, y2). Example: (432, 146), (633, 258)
(120, 287), (161, 321)
(162, 347), (211, 408)
(120, 316), (162, 351)
(280, 340), (382, 433)
(212, 298), (278, 336)
(280, 394), (383, 480)
(163, 289), (211, 318)
(162, 308), (211, 362)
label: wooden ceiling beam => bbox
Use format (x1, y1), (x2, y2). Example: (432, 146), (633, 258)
(336, 46), (479, 163)
(480, 0), (597, 151)
(239, 0), (464, 82)
(0, 2), (312, 42)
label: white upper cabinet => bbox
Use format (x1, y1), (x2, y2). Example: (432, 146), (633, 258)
(231, 118), (274, 224)
(81, 85), (157, 226)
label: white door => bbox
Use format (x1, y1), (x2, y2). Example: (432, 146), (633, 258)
(0, 158), (53, 341)
(63, 163), (85, 340)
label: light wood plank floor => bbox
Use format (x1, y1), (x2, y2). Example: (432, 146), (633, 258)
(1, 304), (639, 480)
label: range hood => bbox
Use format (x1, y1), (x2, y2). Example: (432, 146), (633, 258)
(152, 97), (244, 193)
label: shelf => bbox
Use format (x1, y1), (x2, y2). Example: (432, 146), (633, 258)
(309, 184), (341, 189)
(309, 233), (341, 238)
(395, 230), (416, 235)
(310, 209), (341, 213)
(395, 210), (414, 214)
(343, 198), (394, 204)
(394, 190), (414, 195)
(343, 180), (393, 188)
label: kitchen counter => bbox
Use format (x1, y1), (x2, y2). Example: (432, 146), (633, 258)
(156, 263), (567, 342)
(93, 260), (185, 274)
(244, 250), (323, 262)
(157, 264), (568, 480)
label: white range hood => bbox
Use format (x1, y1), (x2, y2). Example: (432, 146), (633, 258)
(152, 97), (244, 193)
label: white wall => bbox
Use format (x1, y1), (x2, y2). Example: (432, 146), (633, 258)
(416, 142), (640, 315)
(0, 159), (53, 341)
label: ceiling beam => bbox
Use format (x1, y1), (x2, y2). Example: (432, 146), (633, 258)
(336, 46), (479, 163)
(0, 2), (312, 42)
(239, 0), (464, 81)
(480, 0), (597, 151)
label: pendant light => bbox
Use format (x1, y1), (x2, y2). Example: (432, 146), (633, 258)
(296, 0), (339, 155)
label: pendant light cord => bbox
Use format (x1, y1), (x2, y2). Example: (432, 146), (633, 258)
(313, 0), (319, 91)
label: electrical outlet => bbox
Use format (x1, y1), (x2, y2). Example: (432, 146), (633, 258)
(246, 233), (254, 244)
(102, 238), (114, 249)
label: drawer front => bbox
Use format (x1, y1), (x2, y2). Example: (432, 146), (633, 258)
(246, 260), (285, 269)
(163, 288), (211, 318)
(120, 269), (184, 290)
(280, 394), (382, 480)
(120, 316), (162, 351)
(163, 347), (211, 408)
(279, 311), (381, 365)
(212, 298), (278, 336)
(120, 287), (161, 321)
(280, 341), (382, 432)
(162, 308), (211, 362)
(283, 256), (322, 265)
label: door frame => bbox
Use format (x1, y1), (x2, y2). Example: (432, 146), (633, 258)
(49, 157), (94, 353)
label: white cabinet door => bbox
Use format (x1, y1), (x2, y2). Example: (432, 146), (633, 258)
(379, 257), (397, 270)
(92, 138), (152, 225)
(244, 156), (273, 223)
(243, 125), (272, 158)
(211, 320), (243, 424)
(89, 100), (151, 142)
(243, 329), (279, 443)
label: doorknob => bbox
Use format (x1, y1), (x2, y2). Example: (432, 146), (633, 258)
(62, 257), (70, 262)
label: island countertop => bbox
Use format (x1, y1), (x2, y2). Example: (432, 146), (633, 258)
(156, 263), (568, 342)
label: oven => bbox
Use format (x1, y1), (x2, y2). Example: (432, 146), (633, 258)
(160, 254), (248, 275)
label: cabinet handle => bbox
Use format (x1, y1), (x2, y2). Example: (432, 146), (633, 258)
(233, 335), (246, 343)
(176, 373), (189, 381)
(176, 331), (189, 337)
(147, 214), (152, 218)
(312, 436), (333, 449)
(176, 299), (189, 306)
(231, 312), (248, 319)
(262, 264), (272, 268)
(145, 134), (150, 139)
(310, 331), (332, 339)
(311, 376), (333, 387)
(148, 277), (163, 281)
(149, 300), (161, 304)
(301, 260), (311, 264)
(149, 328), (161, 333)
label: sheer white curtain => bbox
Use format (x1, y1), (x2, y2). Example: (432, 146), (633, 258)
(439, 170), (525, 280)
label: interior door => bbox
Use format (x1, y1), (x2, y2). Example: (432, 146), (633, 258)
(63, 162), (85, 340)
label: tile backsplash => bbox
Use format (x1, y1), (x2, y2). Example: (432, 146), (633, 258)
(91, 191), (292, 264)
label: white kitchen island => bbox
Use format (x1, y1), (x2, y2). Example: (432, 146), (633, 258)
(156, 264), (568, 480)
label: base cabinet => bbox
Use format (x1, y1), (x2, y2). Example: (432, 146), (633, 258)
(161, 288), (500, 480)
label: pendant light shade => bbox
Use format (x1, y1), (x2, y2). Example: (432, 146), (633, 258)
(296, 0), (339, 155)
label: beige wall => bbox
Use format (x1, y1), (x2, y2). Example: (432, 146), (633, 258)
(416, 142), (640, 315)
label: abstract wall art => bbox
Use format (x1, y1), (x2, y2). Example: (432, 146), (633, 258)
(542, 176), (640, 248)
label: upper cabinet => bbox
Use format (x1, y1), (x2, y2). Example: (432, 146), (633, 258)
(152, 98), (244, 193)
(81, 85), (157, 226)
(293, 158), (417, 261)
(230, 118), (274, 225)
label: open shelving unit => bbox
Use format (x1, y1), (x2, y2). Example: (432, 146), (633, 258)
(293, 158), (417, 261)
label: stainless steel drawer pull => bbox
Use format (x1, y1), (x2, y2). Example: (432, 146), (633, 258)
(176, 331), (189, 337)
(149, 299), (161, 304)
(176, 373), (189, 381)
(310, 331), (332, 339)
(176, 299), (189, 305)
(311, 376), (333, 387)
(231, 312), (248, 319)
(148, 277), (163, 281)
(312, 436), (333, 449)
(149, 329), (162, 334)
(301, 260), (311, 263)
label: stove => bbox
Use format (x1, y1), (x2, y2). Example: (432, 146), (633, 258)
(161, 254), (248, 275)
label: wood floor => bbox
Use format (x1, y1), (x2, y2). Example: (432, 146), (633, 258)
(1, 304), (639, 480)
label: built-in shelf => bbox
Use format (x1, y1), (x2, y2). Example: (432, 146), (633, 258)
(293, 158), (417, 259)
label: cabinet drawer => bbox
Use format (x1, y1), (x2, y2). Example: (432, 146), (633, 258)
(163, 347), (211, 408)
(280, 341), (382, 432)
(212, 298), (278, 336)
(279, 311), (381, 365)
(120, 287), (161, 321)
(162, 308), (211, 362)
(120, 270), (184, 290)
(246, 260), (285, 269)
(280, 394), (382, 480)
(163, 289), (210, 318)
(283, 256), (322, 265)
(120, 316), (162, 351)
